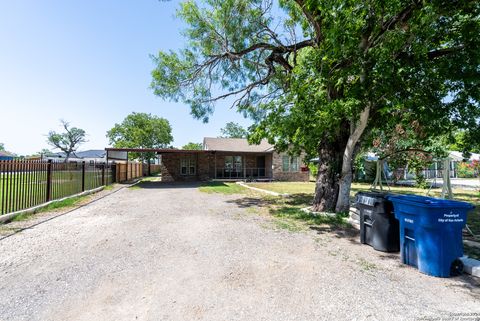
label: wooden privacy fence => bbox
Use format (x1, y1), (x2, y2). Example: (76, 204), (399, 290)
(150, 164), (161, 175)
(115, 163), (161, 182)
(115, 162), (143, 183)
(0, 159), (114, 215)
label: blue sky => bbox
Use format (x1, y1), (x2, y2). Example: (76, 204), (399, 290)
(0, 0), (252, 155)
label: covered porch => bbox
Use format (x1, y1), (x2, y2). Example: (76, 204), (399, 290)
(213, 152), (273, 180)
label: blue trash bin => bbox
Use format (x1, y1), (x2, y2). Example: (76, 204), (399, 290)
(387, 194), (474, 277)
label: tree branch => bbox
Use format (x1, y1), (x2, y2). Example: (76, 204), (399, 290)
(293, 0), (322, 44)
(427, 46), (465, 60)
(368, 0), (423, 50)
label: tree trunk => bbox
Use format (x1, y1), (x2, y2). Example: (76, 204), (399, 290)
(335, 105), (370, 212)
(312, 127), (349, 212)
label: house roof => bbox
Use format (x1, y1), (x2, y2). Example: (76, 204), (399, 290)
(0, 150), (15, 157)
(105, 138), (275, 155)
(203, 137), (273, 152)
(45, 149), (106, 159)
(448, 151), (480, 162)
(75, 150), (106, 158)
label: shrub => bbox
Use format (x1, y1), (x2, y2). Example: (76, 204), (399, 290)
(457, 162), (475, 178)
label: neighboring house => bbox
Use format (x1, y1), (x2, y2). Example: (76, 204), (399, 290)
(106, 137), (309, 182)
(351, 150), (480, 182)
(43, 150), (107, 163)
(0, 151), (15, 160)
(423, 151), (480, 179)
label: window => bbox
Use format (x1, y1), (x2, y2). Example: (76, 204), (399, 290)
(225, 156), (242, 172)
(225, 156), (233, 171)
(291, 157), (299, 171)
(282, 156), (289, 172)
(180, 156), (196, 175)
(234, 156), (242, 172)
(282, 155), (300, 172)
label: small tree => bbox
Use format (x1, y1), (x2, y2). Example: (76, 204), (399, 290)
(0, 143), (4, 151)
(219, 122), (248, 138)
(47, 120), (86, 161)
(182, 142), (203, 150)
(106, 112), (173, 161)
(38, 148), (52, 156)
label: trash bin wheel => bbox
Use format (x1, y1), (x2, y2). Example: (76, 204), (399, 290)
(450, 258), (464, 276)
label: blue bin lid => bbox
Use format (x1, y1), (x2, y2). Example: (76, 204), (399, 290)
(387, 194), (474, 209)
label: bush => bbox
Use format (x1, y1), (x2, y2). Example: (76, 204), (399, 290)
(415, 173), (428, 189)
(457, 162), (475, 178)
(308, 163), (318, 178)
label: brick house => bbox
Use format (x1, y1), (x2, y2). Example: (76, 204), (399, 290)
(106, 137), (309, 182)
(160, 138), (309, 182)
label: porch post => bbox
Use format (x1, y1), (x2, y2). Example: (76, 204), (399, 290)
(214, 152), (217, 179)
(243, 155), (246, 179)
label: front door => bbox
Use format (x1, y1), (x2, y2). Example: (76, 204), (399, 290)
(257, 156), (265, 177)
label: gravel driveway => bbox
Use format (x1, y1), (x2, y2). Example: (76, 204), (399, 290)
(0, 182), (479, 321)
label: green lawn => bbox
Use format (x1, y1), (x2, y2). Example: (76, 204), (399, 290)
(198, 182), (248, 194)
(11, 195), (89, 222)
(248, 182), (315, 194)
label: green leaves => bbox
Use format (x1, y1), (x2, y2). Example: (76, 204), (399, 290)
(219, 122), (248, 138)
(106, 112), (173, 160)
(151, 0), (480, 158)
(182, 142), (203, 150)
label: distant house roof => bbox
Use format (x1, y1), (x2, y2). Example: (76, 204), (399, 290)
(74, 150), (106, 158)
(0, 151), (15, 157)
(45, 150), (106, 159)
(203, 137), (273, 152)
(448, 151), (480, 162)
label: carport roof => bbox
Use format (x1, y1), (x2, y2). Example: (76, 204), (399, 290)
(105, 148), (205, 154)
(105, 148), (273, 154)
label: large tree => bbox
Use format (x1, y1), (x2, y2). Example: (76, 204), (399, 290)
(47, 120), (87, 161)
(151, 0), (480, 212)
(220, 122), (248, 138)
(107, 112), (173, 161)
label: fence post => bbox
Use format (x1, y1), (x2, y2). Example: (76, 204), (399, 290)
(46, 160), (52, 202)
(102, 163), (105, 186)
(81, 161), (86, 192)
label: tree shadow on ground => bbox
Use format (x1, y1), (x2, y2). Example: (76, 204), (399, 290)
(226, 193), (354, 238)
(309, 225), (359, 243)
(226, 196), (278, 208)
(447, 275), (480, 298)
(226, 193), (314, 208)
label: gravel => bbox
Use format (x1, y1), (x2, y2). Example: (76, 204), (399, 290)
(0, 182), (479, 321)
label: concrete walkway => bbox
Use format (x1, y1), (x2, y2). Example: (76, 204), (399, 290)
(0, 182), (479, 321)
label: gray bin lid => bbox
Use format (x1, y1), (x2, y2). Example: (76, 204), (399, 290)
(355, 192), (390, 206)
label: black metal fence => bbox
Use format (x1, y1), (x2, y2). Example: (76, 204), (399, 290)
(0, 159), (115, 215)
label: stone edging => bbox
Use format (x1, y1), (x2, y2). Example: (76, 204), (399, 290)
(300, 206), (338, 217)
(236, 182), (289, 197)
